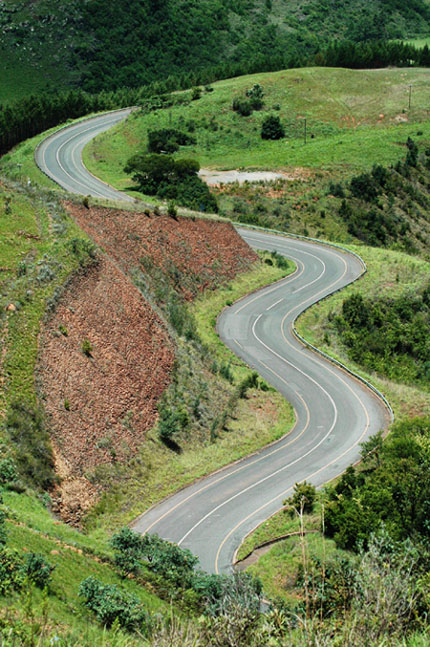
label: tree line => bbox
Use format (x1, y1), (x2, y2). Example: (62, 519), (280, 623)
(1, 40), (430, 158)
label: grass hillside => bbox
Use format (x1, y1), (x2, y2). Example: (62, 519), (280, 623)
(83, 66), (430, 253)
(1, 0), (430, 102)
(85, 67), (430, 176)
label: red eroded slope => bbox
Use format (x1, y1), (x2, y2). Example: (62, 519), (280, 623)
(65, 204), (258, 299)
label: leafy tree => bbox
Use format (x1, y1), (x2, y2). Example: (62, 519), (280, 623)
(261, 115), (285, 140)
(284, 481), (317, 516)
(124, 154), (217, 212)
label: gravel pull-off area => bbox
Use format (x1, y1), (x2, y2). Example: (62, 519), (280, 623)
(199, 169), (287, 185)
(38, 257), (174, 524)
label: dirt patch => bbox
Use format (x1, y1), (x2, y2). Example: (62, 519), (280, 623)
(65, 203), (258, 301)
(38, 257), (175, 524)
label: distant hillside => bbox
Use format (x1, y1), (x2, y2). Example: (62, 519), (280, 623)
(1, 0), (430, 101)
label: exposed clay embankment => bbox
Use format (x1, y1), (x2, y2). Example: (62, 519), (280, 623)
(39, 206), (258, 524)
(65, 204), (258, 299)
(39, 257), (174, 524)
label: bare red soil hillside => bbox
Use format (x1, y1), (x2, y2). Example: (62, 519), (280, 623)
(38, 256), (174, 523)
(38, 207), (258, 523)
(65, 204), (258, 299)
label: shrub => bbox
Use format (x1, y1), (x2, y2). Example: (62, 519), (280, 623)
(111, 527), (145, 575)
(0, 548), (25, 594)
(79, 577), (150, 632)
(0, 509), (6, 546)
(167, 201), (178, 220)
(24, 553), (54, 589)
(191, 87), (201, 100)
(81, 338), (93, 357)
(0, 458), (18, 486)
(232, 98), (253, 117)
(284, 481), (317, 515)
(246, 83), (265, 110)
(147, 128), (196, 154)
(349, 172), (379, 201)
(261, 115), (285, 140)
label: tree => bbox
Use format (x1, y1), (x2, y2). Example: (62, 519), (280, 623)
(261, 115), (285, 140)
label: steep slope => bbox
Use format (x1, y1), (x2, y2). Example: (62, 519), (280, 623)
(38, 256), (175, 524)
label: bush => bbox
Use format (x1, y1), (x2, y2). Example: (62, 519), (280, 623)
(24, 553), (54, 589)
(284, 481), (317, 515)
(0, 509), (6, 546)
(349, 172), (379, 201)
(0, 548), (25, 594)
(0, 457), (18, 486)
(147, 128), (196, 154)
(124, 154), (217, 213)
(232, 98), (253, 117)
(261, 115), (285, 140)
(111, 527), (145, 575)
(81, 338), (93, 357)
(79, 577), (151, 632)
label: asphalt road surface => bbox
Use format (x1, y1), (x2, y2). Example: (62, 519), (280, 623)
(35, 112), (391, 574)
(35, 109), (133, 202)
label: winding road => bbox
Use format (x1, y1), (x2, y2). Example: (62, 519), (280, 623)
(35, 111), (390, 574)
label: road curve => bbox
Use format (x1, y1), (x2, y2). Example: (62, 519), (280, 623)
(35, 112), (390, 574)
(35, 109), (134, 202)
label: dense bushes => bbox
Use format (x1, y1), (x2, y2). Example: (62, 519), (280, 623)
(335, 284), (430, 386)
(109, 527), (262, 615)
(261, 115), (285, 140)
(79, 577), (151, 631)
(0, 548), (54, 595)
(147, 128), (196, 154)
(325, 417), (430, 551)
(335, 140), (430, 248)
(124, 153), (218, 212)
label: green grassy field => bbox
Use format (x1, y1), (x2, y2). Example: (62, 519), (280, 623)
(83, 66), (430, 192)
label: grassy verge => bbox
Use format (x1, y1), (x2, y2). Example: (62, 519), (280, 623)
(85, 257), (297, 536)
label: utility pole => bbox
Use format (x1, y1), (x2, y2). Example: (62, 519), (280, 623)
(408, 85), (412, 110)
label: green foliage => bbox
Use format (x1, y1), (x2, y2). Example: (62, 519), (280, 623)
(325, 417), (430, 551)
(232, 97), (253, 117)
(81, 338), (93, 357)
(0, 509), (6, 546)
(110, 527), (145, 575)
(147, 128), (196, 154)
(261, 115), (285, 140)
(295, 554), (356, 618)
(0, 548), (25, 594)
(335, 283), (430, 386)
(79, 576), (151, 632)
(349, 172), (379, 202)
(124, 153), (217, 213)
(23, 553), (54, 589)
(5, 402), (54, 490)
(0, 458), (18, 486)
(284, 481), (317, 515)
